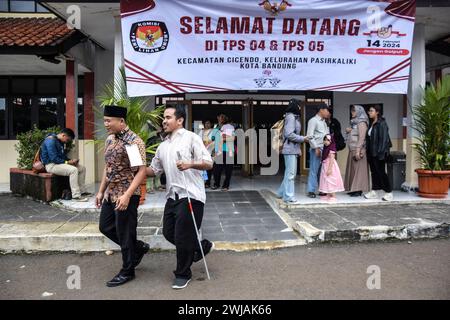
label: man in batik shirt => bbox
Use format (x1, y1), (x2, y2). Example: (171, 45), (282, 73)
(96, 105), (148, 287)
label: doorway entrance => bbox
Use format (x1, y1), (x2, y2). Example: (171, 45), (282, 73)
(188, 96), (306, 177)
(155, 93), (337, 178)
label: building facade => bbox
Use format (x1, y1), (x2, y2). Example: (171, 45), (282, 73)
(1, 0), (449, 189)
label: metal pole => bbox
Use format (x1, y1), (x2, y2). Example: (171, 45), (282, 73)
(177, 152), (211, 280)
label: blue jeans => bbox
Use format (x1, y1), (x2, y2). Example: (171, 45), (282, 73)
(307, 148), (322, 193)
(277, 155), (297, 202)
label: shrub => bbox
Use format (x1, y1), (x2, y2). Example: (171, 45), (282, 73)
(412, 75), (450, 171)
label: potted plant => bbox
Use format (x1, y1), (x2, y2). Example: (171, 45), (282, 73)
(97, 67), (164, 204)
(413, 75), (450, 198)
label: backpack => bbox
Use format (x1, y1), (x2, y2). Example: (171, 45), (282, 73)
(271, 117), (285, 153)
(32, 145), (45, 174)
(330, 118), (346, 151)
(334, 131), (346, 151)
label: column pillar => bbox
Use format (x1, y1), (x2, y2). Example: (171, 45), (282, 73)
(434, 68), (442, 85)
(405, 24), (426, 189)
(114, 16), (123, 99)
(65, 59), (79, 158)
(83, 72), (95, 140)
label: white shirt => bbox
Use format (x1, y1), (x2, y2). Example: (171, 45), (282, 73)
(150, 128), (213, 203)
(220, 123), (235, 153)
(221, 123), (235, 136)
(306, 115), (329, 149)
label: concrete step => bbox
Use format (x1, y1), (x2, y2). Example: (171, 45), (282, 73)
(294, 220), (450, 243)
(0, 221), (305, 253)
(261, 190), (450, 244)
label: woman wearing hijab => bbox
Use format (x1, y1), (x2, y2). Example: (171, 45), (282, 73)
(276, 98), (309, 204)
(344, 105), (370, 197)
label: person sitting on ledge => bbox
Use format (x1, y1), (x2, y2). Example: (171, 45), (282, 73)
(40, 128), (89, 202)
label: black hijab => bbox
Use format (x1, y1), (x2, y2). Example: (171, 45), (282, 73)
(285, 98), (301, 115)
(322, 134), (337, 161)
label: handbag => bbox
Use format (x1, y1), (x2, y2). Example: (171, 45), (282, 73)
(32, 146), (46, 174)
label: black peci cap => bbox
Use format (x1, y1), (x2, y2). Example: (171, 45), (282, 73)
(103, 105), (127, 119)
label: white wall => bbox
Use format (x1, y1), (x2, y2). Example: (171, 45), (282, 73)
(332, 91), (404, 174)
(443, 67), (450, 77)
(0, 140), (20, 184)
(333, 91), (404, 139)
(0, 140), (96, 185)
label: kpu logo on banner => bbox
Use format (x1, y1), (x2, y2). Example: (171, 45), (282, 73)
(130, 21), (169, 53)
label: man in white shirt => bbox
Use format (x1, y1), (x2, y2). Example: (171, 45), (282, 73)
(212, 113), (235, 191)
(306, 104), (330, 198)
(146, 103), (214, 290)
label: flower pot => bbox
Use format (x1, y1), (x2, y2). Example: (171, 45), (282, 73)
(415, 169), (450, 199)
(139, 183), (146, 205)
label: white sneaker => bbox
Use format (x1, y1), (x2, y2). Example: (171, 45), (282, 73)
(72, 196), (89, 202)
(382, 192), (394, 201)
(172, 277), (191, 290)
(364, 190), (378, 199)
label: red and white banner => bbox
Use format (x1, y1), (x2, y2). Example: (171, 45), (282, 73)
(120, 0), (416, 96)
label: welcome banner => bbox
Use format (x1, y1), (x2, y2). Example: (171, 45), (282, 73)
(120, 0), (416, 96)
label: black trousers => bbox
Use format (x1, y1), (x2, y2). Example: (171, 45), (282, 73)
(205, 169), (213, 186)
(163, 196), (210, 280)
(368, 155), (392, 193)
(213, 152), (233, 188)
(160, 173), (166, 186)
(99, 195), (146, 276)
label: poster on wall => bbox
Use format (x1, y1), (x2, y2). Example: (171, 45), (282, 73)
(120, 0), (416, 96)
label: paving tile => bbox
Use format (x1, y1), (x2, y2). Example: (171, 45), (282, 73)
(221, 225), (246, 234)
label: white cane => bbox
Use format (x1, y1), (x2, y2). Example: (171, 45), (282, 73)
(177, 151), (211, 280)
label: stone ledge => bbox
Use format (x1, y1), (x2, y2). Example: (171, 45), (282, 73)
(10, 168), (69, 202)
(293, 220), (449, 243)
(0, 234), (306, 253)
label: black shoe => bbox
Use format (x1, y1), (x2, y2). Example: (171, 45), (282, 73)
(193, 241), (215, 263)
(172, 277), (191, 290)
(134, 243), (150, 268)
(62, 189), (72, 200)
(350, 191), (362, 197)
(106, 274), (135, 287)
(81, 192), (92, 196)
(211, 185), (219, 190)
(307, 192), (316, 198)
(318, 192), (327, 196)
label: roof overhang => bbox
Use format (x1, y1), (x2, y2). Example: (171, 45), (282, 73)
(40, 1), (119, 51)
(0, 54), (91, 75)
(0, 31), (85, 56)
(426, 35), (450, 57)
(0, 13), (88, 59)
